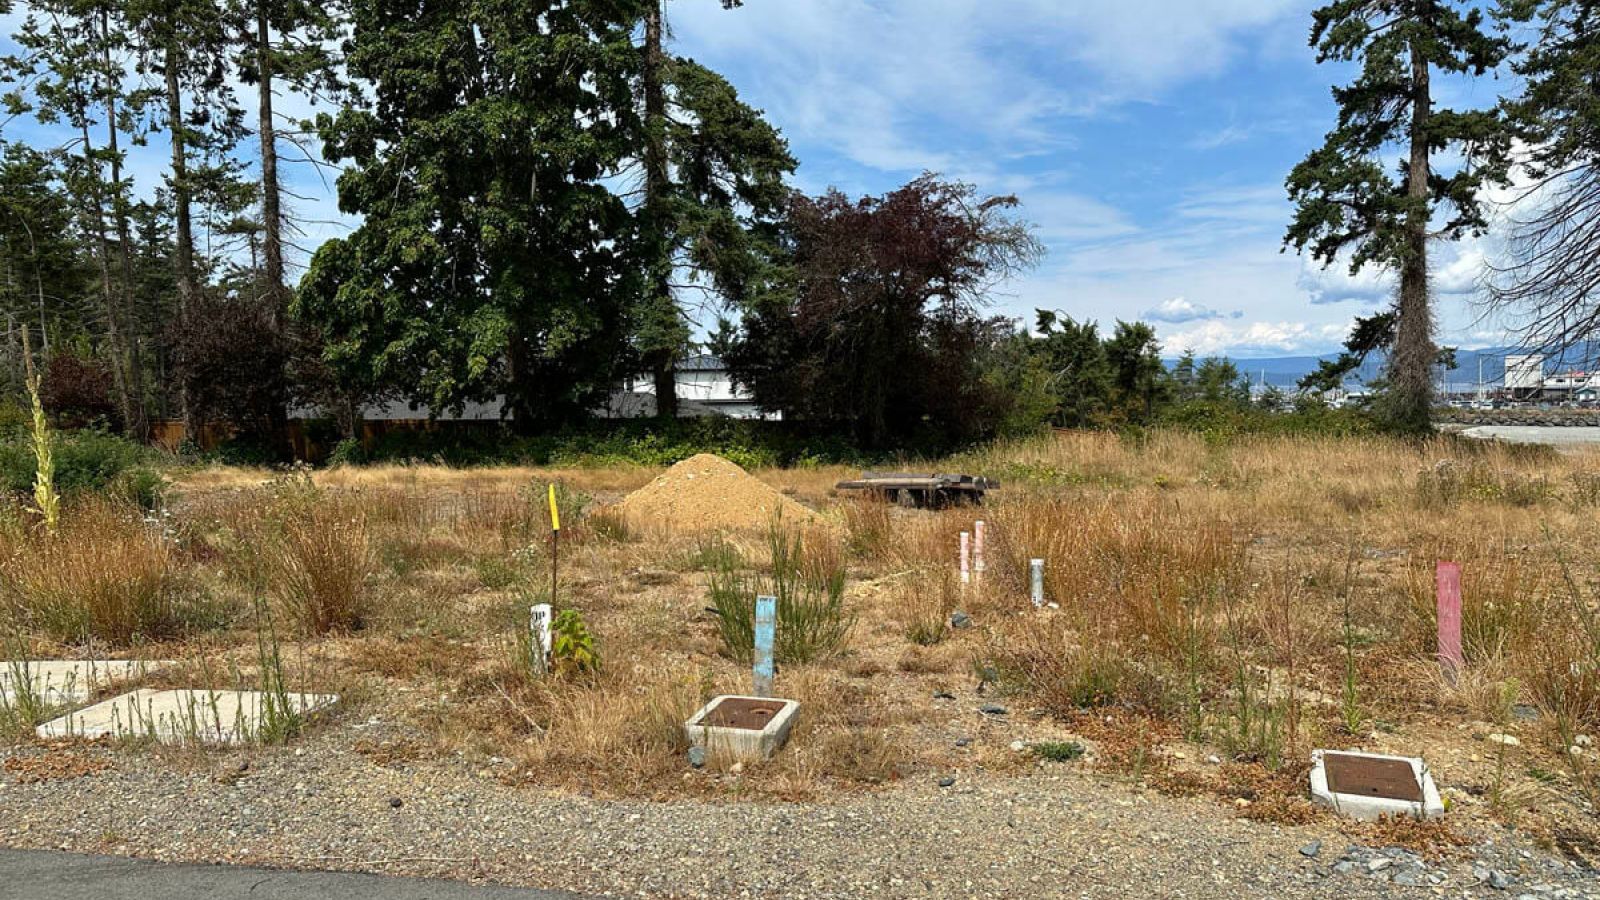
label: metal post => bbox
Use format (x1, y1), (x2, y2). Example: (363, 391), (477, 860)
(753, 595), (776, 697)
(1030, 559), (1045, 608)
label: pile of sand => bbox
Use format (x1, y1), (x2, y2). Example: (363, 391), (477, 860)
(615, 454), (820, 533)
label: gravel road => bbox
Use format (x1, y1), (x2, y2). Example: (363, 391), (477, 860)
(2, 731), (1597, 900)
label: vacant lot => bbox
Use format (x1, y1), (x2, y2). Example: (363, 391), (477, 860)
(2, 430), (1599, 893)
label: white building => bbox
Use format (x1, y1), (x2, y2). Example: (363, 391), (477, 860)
(602, 354), (775, 420)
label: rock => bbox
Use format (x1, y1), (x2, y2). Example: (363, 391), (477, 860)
(1513, 704), (1540, 722)
(1367, 858), (1392, 874)
(938, 776), (956, 788)
(950, 611), (972, 629)
(1394, 870), (1424, 887)
(1487, 733), (1522, 748)
(979, 704), (1008, 716)
(388, 797), (403, 809)
(954, 737), (971, 748)
(1206, 754), (1221, 765)
(728, 762), (744, 776)
(1009, 740), (1026, 752)
(1576, 734), (1593, 747)
(1332, 861), (1356, 876)
(688, 747), (707, 769)
(933, 691), (956, 700)
(1299, 840), (1322, 859)
(1490, 871), (1515, 891)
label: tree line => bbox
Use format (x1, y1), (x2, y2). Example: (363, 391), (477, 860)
(1, 0), (1599, 453)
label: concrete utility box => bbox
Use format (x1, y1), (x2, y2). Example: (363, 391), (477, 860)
(1309, 749), (1444, 821)
(683, 695), (799, 763)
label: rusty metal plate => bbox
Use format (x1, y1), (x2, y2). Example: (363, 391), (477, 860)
(1324, 753), (1424, 802)
(701, 698), (786, 731)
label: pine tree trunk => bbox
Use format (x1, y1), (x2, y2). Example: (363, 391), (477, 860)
(1392, 37), (1436, 434)
(101, 10), (148, 439)
(77, 124), (136, 434)
(643, 1), (677, 419)
(256, 5), (286, 329)
(165, 42), (197, 430)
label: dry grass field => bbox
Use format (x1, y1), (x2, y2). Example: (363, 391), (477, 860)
(4, 430), (1600, 861)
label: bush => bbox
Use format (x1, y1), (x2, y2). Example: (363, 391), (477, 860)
(0, 429), (163, 508)
(0, 499), (191, 645)
(707, 521), (853, 665)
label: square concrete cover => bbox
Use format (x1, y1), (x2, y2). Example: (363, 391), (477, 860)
(684, 695), (800, 763)
(0, 660), (168, 706)
(1309, 749), (1445, 821)
(37, 689), (338, 745)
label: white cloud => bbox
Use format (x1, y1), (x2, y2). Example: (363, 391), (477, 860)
(1160, 320), (1351, 356)
(1144, 297), (1236, 323)
(668, 0), (1301, 175)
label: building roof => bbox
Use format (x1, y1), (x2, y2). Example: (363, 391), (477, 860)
(678, 354), (728, 372)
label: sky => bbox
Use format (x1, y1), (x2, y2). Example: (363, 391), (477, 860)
(0, 0), (1529, 359)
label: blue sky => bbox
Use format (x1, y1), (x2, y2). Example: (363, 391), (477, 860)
(1, 0), (1523, 358)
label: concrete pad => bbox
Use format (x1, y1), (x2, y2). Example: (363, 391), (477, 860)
(36, 689), (339, 745)
(684, 695), (799, 763)
(1309, 749), (1444, 821)
(0, 660), (168, 707)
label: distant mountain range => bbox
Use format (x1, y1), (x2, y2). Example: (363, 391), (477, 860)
(1177, 346), (1600, 390)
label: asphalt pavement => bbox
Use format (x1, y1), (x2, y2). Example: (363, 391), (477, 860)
(0, 849), (589, 900)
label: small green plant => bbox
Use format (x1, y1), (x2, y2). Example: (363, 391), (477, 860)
(1032, 740), (1086, 762)
(707, 520), (853, 665)
(20, 328), (58, 535)
(550, 608), (600, 674)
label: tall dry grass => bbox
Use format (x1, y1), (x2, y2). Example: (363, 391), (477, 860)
(0, 499), (186, 645)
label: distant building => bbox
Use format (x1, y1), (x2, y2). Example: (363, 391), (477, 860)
(1504, 354), (1545, 400)
(602, 354), (776, 420)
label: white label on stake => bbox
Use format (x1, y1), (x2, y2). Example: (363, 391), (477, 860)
(530, 603), (553, 672)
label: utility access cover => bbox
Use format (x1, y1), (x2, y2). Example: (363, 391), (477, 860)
(1323, 751), (1424, 802)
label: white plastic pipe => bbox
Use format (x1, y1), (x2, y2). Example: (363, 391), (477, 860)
(974, 520), (986, 575)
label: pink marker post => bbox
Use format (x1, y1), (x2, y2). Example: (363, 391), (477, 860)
(959, 531), (971, 585)
(1436, 561), (1464, 682)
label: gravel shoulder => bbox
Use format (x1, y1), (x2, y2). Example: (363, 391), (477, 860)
(1, 732), (1595, 899)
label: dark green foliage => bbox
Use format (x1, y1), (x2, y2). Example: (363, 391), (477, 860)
(299, 0), (649, 430)
(0, 429), (163, 506)
(1286, 0), (1510, 433)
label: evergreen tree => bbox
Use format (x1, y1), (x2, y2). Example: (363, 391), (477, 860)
(226, 0), (347, 329)
(634, 0), (793, 418)
(298, 0), (649, 428)
(1286, 0), (1509, 433)
(3, 0), (154, 433)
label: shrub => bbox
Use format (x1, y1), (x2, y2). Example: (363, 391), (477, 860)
(551, 608), (600, 675)
(707, 521), (853, 665)
(1032, 740), (1085, 762)
(0, 429), (163, 508)
(0, 500), (187, 645)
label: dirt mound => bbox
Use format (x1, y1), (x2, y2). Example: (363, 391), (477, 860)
(615, 454), (820, 533)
